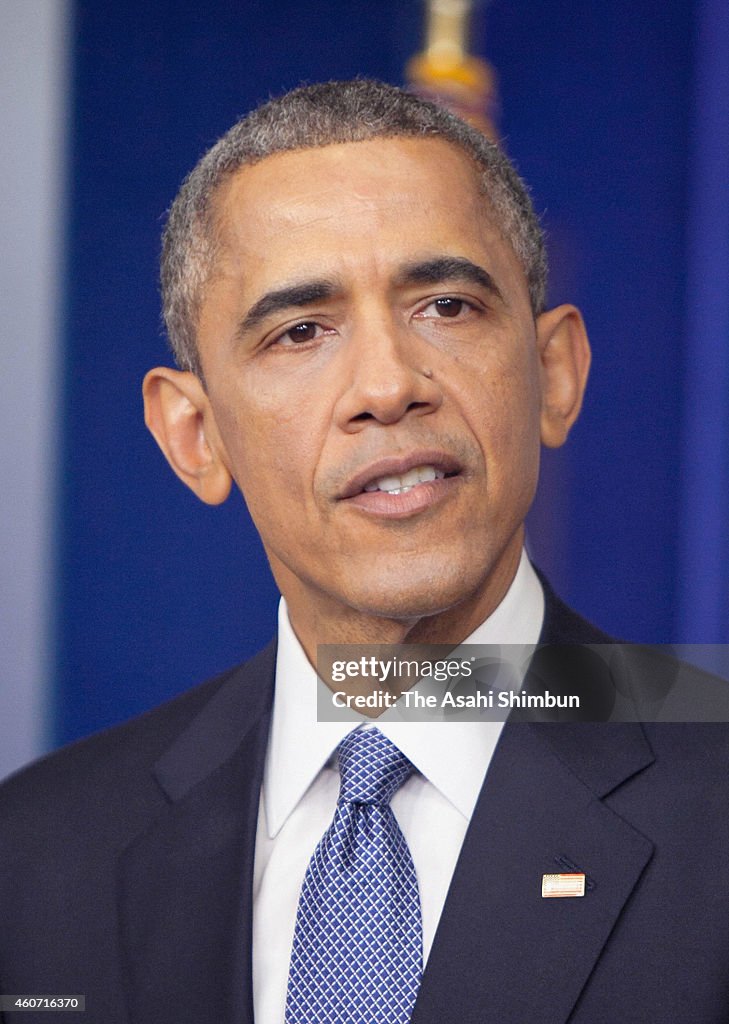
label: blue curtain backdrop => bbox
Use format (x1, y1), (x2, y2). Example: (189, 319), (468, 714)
(676, 0), (729, 643)
(51, 0), (728, 748)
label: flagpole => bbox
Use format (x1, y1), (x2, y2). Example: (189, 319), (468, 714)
(406, 0), (499, 140)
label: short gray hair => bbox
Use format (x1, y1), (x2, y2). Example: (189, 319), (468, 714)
(161, 79), (547, 377)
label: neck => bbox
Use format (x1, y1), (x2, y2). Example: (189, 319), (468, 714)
(281, 538), (523, 668)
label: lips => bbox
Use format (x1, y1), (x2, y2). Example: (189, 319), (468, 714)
(364, 464), (445, 495)
(338, 451), (462, 501)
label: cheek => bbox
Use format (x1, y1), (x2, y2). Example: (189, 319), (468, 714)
(210, 382), (326, 508)
(460, 344), (542, 462)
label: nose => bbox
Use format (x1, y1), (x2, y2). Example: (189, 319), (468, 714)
(333, 318), (443, 431)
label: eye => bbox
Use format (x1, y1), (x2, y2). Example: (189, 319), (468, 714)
(274, 321), (326, 347)
(431, 297), (465, 318)
(414, 296), (478, 321)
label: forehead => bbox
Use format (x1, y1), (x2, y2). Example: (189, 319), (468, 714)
(215, 135), (482, 212)
(208, 136), (526, 302)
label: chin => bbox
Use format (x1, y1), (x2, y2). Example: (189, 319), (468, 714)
(345, 559), (489, 623)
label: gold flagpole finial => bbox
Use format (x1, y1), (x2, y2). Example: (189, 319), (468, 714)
(406, 0), (499, 140)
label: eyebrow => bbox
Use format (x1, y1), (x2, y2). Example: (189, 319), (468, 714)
(394, 256), (503, 301)
(236, 255), (503, 338)
(237, 279), (338, 337)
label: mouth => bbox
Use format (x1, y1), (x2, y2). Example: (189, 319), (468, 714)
(363, 463), (446, 495)
(338, 452), (463, 518)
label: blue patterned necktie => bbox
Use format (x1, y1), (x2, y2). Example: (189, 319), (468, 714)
(286, 727), (423, 1024)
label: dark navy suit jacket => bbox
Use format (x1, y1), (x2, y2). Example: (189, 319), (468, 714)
(1, 585), (728, 1023)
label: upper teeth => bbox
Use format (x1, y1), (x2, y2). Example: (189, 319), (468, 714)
(364, 465), (445, 494)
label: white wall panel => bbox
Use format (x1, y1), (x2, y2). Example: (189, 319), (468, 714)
(0, 0), (70, 778)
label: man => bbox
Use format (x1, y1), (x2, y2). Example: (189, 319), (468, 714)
(0, 80), (727, 1024)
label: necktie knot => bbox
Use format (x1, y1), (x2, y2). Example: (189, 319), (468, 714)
(337, 727), (414, 805)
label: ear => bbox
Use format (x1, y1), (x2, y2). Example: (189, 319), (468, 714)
(142, 367), (233, 505)
(536, 304), (591, 449)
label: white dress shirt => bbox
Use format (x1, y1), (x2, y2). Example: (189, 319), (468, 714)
(252, 551), (544, 1024)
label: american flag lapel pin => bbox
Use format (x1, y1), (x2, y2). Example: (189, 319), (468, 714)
(542, 873), (586, 898)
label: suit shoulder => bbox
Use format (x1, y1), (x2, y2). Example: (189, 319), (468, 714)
(0, 643), (274, 821)
(620, 643), (729, 726)
(536, 570), (615, 644)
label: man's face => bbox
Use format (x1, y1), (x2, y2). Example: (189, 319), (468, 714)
(189, 137), (571, 641)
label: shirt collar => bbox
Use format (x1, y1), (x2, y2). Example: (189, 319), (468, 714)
(262, 550), (544, 837)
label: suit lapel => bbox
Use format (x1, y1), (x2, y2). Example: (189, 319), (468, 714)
(414, 720), (654, 1024)
(117, 644), (275, 1024)
(115, 581), (652, 1023)
(414, 589), (655, 1024)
